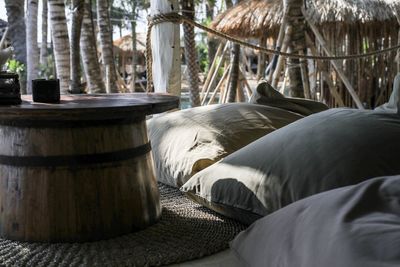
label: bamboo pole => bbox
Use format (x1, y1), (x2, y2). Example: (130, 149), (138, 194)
(322, 71), (345, 107)
(306, 32), (345, 106)
(201, 45), (229, 105)
(299, 50), (311, 99)
(0, 27), (9, 49)
(281, 67), (289, 95)
(267, 16), (288, 82)
(307, 48), (317, 99)
(305, 16), (364, 109)
(201, 42), (226, 96)
(222, 70), (232, 103)
(272, 26), (293, 89)
(239, 66), (253, 101)
(208, 64), (230, 105)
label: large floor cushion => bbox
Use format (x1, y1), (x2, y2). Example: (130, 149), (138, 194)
(231, 175), (400, 267)
(148, 103), (303, 187)
(181, 107), (400, 224)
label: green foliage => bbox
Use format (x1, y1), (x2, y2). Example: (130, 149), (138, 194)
(38, 54), (56, 80)
(197, 41), (209, 73)
(5, 59), (25, 75)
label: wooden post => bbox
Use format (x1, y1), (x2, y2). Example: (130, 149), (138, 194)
(150, 0), (181, 96)
(305, 15), (364, 109)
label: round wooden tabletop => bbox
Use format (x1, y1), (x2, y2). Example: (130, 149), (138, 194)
(0, 93), (180, 122)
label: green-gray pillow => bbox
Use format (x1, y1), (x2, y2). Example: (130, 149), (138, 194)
(181, 108), (400, 224)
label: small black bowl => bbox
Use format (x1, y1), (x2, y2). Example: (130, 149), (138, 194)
(32, 79), (60, 103)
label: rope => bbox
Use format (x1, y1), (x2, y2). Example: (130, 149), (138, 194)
(146, 12), (400, 91)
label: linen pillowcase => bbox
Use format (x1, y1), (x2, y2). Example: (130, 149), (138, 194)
(231, 175), (400, 267)
(250, 80), (328, 116)
(181, 107), (400, 224)
(147, 103), (303, 187)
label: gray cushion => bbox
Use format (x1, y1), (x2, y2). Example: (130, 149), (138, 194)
(250, 80), (328, 116)
(231, 175), (400, 267)
(147, 103), (303, 187)
(181, 107), (400, 224)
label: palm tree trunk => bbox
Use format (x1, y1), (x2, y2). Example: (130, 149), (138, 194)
(5, 0), (27, 93)
(40, 0), (48, 67)
(97, 0), (118, 93)
(182, 0), (200, 106)
(130, 19), (137, 92)
(5, 0), (26, 65)
(27, 0), (39, 94)
(80, 0), (106, 93)
(206, 0), (217, 70)
(227, 42), (240, 102)
(48, 0), (71, 93)
(285, 0), (306, 98)
(70, 0), (84, 93)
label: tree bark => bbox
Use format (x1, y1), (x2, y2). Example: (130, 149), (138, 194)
(97, 0), (119, 93)
(80, 0), (106, 93)
(48, 0), (71, 93)
(285, 0), (306, 98)
(130, 14), (137, 92)
(5, 0), (26, 65)
(227, 42), (240, 102)
(257, 37), (267, 80)
(27, 0), (39, 94)
(206, 1), (217, 71)
(5, 0), (27, 93)
(70, 0), (84, 93)
(182, 0), (200, 106)
(130, 1), (138, 92)
(40, 0), (48, 67)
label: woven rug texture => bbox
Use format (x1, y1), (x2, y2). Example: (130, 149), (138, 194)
(0, 184), (246, 266)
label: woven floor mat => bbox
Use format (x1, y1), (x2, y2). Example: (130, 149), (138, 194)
(0, 183), (246, 266)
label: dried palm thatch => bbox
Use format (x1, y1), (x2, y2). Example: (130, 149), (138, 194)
(210, 0), (400, 109)
(113, 34), (146, 74)
(211, 0), (399, 39)
(113, 33), (146, 54)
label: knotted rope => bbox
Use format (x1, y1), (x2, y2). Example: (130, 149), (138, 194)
(146, 12), (400, 92)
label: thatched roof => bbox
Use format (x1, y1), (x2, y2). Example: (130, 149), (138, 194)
(113, 33), (146, 53)
(211, 0), (399, 39)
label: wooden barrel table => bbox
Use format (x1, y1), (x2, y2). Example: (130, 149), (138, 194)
(0, 93), (179, 242)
